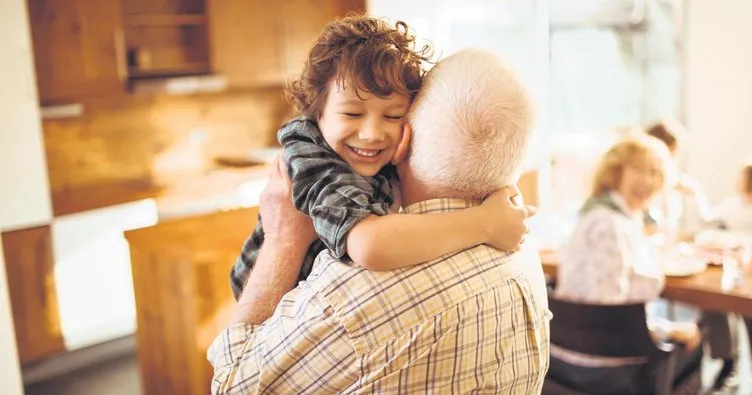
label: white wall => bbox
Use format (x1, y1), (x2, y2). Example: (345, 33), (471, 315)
(0, 245), (22, 395)
(1, 0), (53, 393)
(367, 0), (553, 207)
(684, 0), (752, 204)
(0, 0), (53, 231)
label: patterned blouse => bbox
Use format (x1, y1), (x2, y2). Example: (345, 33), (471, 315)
(556, 192), (665, 304)
(552, 192), (670, 366)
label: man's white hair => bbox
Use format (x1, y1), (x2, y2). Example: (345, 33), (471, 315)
(407, 48), (535, 200)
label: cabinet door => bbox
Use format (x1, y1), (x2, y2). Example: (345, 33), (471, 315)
(208, 0), (365, 88)
(27, 0), (126, 103)
(2, 225), (65, 365)
(280, 0), (351, 79)
(207, 0), (284, 87)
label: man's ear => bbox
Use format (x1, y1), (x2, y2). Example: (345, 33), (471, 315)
(392, 122), (412, 165)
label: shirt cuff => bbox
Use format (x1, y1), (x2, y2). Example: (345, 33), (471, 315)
(206, 323), (259, 369)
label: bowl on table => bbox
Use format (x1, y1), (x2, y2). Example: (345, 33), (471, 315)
(694, 230), (751, 265)
(661, 254), (707, 277)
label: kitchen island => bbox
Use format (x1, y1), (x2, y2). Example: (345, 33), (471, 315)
(125, 205), (258, 395)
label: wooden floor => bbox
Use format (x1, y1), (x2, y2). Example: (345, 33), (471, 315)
(25, 353), (141, 395)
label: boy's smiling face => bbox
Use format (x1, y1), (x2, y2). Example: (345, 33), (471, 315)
(317, 80), (410, 177)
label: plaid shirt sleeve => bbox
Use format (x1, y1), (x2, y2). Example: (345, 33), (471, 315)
(279, 118), (393, 258)
(206, 288), (361, 395)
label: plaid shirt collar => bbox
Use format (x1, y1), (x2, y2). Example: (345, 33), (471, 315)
(402, 198), (481, 215)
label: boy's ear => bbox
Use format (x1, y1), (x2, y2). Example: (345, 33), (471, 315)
(392, 122), (412, 165)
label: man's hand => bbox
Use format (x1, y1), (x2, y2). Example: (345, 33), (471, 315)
(478, 187), (535, 252)
(229, 155), (316, 326)
(260, 155), (317, 248)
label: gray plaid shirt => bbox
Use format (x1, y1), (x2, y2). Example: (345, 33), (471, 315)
(230, 117), (395, 299)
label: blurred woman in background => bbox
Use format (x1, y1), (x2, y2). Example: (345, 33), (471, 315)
(551, 135), (703, 393)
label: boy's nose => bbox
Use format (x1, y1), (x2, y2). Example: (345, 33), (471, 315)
(357, 124), (385, 142)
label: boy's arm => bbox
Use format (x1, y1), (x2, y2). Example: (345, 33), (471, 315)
(279, 120), (391, 257)
(346, 188), (532, 271)
(279, 120), (532, 270)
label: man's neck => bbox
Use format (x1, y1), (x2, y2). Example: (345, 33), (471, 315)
(397, 164), (451, 207)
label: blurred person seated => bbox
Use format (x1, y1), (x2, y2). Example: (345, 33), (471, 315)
(707, 161), (752, 392)
(551, 135), (703, 393)
(644, 120), (712, 236)
(712, 161), (752, 231)
(648, 120), (741, 391)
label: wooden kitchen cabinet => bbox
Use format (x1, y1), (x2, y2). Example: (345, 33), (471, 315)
(2, 225), (66, 365)
(122, 0), (212, 80)
(207, 0), (283, 87)
(279, 0), (364, 78)
(208, 0), (365, 88)
(27, 0), (126, 104)
(126, 206), (258, 395)
(26, 0), (366, 100)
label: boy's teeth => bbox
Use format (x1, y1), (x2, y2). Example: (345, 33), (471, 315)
(351, 147), (379, 157)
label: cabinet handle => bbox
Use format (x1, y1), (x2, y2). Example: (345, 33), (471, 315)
(113, 27), (127, 82)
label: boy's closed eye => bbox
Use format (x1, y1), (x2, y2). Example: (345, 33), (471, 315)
(384, 114), (405, 120)
(341, 112), (363, 118)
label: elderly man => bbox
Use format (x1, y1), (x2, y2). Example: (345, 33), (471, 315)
(208, 48), (551, 394)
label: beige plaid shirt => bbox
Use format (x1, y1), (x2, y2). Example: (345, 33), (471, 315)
(208, 199), (552, 394)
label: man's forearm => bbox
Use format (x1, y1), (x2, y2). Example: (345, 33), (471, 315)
(229, 238), (308, 326)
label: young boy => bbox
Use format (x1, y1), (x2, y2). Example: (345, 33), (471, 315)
(231, 15), (532, 299)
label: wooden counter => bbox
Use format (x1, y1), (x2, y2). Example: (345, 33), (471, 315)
(2, 226), (66, 365)
(126, 206), (258, 395)
(53, 165), (271, 217)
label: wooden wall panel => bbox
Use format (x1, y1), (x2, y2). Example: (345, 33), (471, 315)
(44, 89), (293, 215)
(2, 226), (65, 365)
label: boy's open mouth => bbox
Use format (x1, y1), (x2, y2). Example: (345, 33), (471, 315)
(347, 145), (383, 158)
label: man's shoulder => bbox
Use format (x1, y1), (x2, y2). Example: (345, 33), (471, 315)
(306, 245), (550, 355)
(471, 244), (546, 284)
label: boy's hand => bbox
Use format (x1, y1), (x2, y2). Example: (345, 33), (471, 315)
(479, 187), (534, 252)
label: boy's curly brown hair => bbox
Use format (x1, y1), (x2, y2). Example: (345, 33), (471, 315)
(286, 14), (433, 120)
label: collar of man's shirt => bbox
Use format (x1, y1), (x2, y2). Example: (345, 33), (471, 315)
(402, 198), (481, 214)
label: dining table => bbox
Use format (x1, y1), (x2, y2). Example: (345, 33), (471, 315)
(539, 249), (752, 317)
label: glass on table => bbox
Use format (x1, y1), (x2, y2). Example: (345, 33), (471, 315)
(721, 243), (751, 291)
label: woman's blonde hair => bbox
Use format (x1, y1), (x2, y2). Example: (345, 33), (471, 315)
(590, 135), (674, 198)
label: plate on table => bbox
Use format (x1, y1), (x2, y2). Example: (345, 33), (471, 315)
(694, 229), (744, 251)
(662, 258), (707, 277)
(694, 230), (752, 265)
